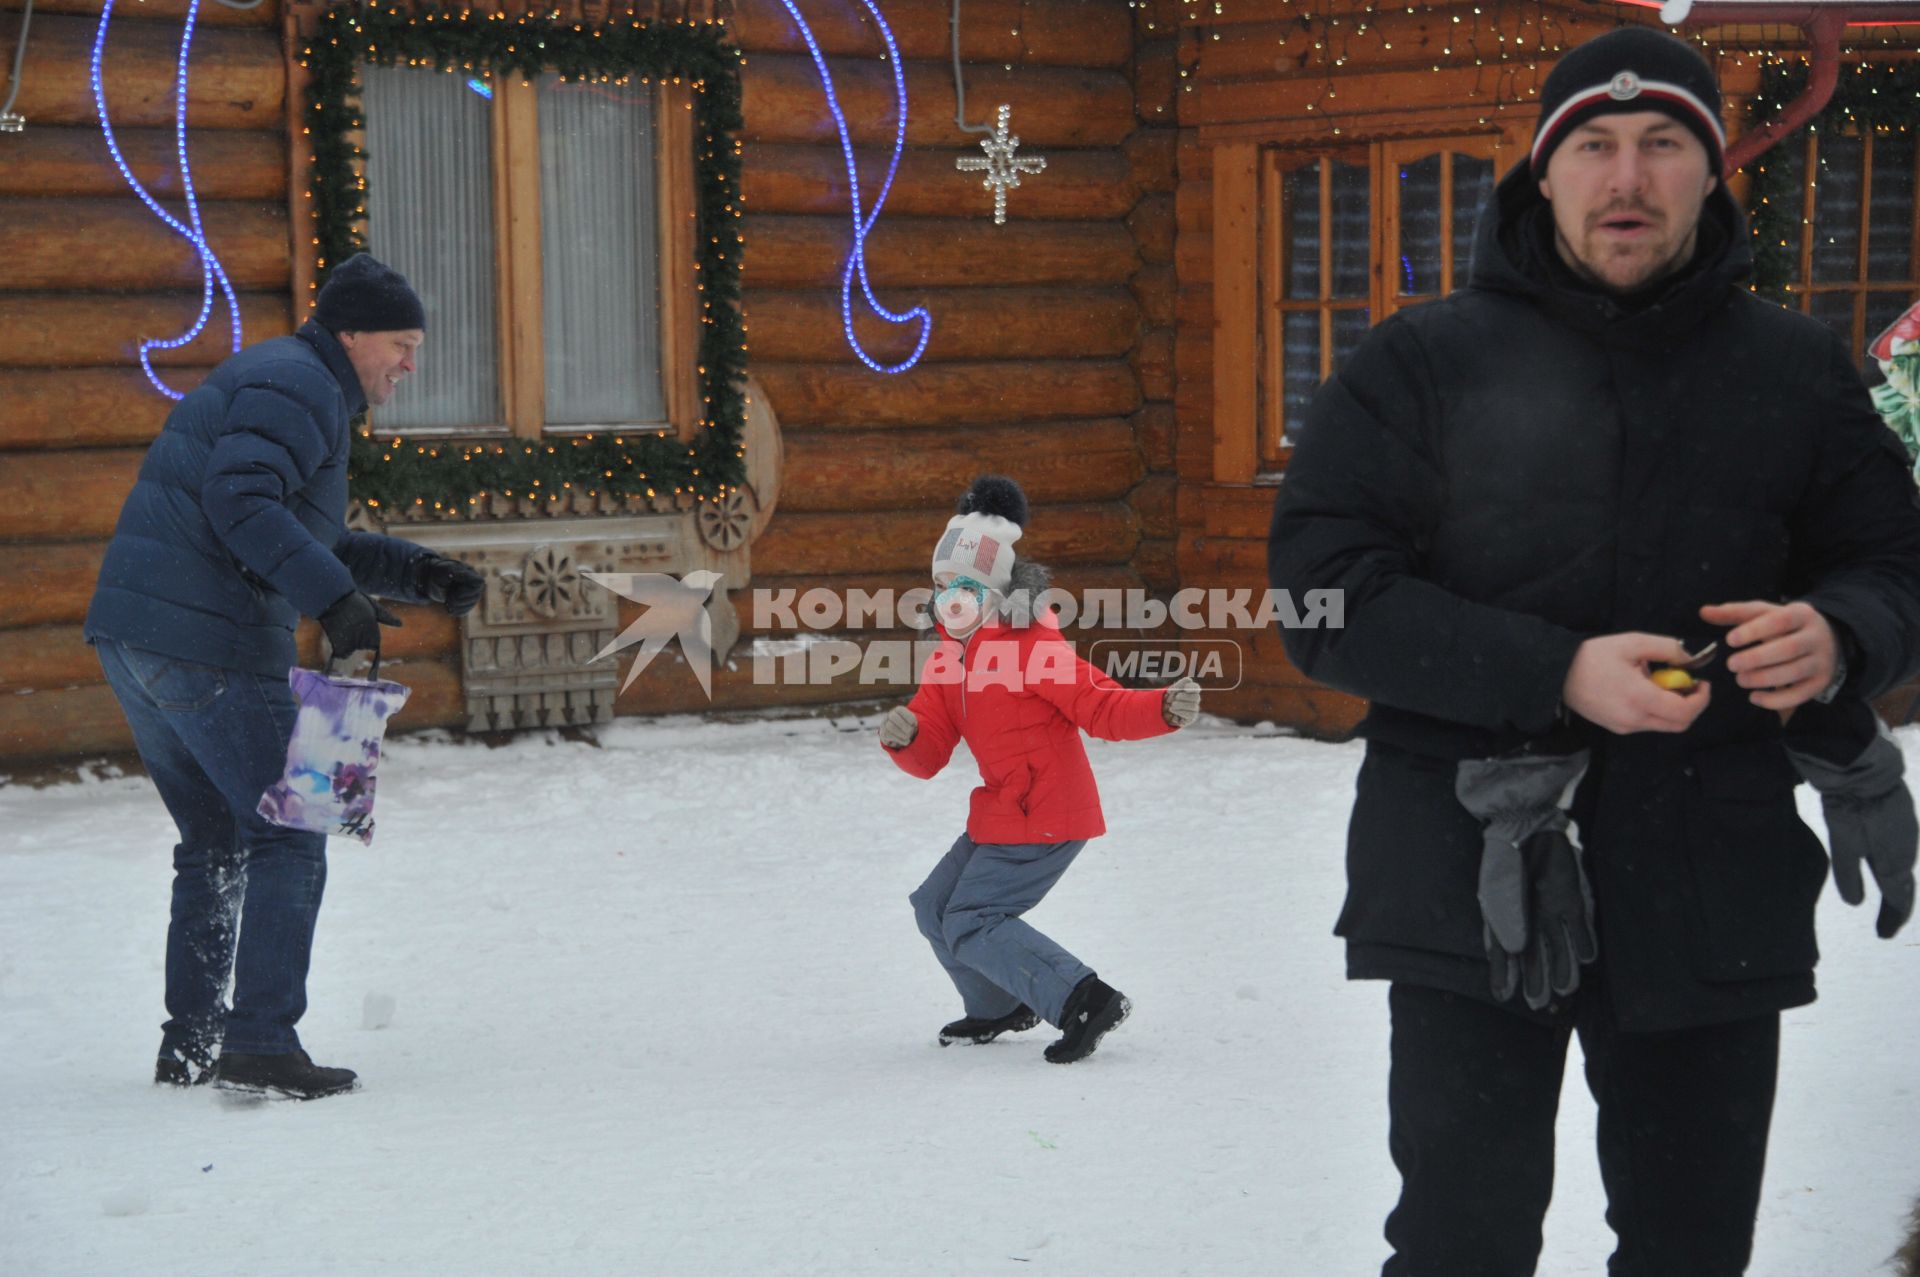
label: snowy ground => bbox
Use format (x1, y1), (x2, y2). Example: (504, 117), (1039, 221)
(1, 714), (1916, 1276)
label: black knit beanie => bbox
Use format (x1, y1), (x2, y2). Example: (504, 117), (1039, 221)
(1530, 28), (1726, 180)
(314, 252), (427, 334)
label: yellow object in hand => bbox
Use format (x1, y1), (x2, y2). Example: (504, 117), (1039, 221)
(1649, 667), (1696, 691)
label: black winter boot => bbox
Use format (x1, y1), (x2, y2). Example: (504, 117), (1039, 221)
(1044, 976), (1130, 1064)
(212, 1049), (358, 1100)
(939, 1004), (1040, 1046)
(154, 1043), (216, 1088)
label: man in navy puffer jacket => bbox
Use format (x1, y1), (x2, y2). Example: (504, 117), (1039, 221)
(85, 253), (483, 1100)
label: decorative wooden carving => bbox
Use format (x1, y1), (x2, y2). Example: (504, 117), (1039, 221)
(349, 375), (782, 733)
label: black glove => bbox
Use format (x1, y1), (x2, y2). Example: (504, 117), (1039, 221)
(415, 554), (485, 618)
(318, 591), (403, 669)
(1455, 751), (1597, 1010)
(1786, 729), (1917, 939)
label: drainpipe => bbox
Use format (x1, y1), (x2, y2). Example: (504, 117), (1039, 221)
(1724, 8), (1847, 170)
(1645, 3), (1920, 168)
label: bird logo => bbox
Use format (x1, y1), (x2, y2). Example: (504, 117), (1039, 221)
(582, 570), (726, 699)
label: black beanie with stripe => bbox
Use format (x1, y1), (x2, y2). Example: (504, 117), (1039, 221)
(1530, 28), (1726, 180)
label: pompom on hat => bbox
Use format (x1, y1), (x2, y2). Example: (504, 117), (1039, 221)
(931, 476), (1027, 595)
(1529, 27), (1726, 180)
(314, 252), (428, 334)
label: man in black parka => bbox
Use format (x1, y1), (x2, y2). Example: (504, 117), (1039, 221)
(1268, 27), (1920, 1277)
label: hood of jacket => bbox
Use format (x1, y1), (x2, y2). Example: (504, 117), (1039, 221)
(295, 318), (370, 419)
(1465, 159), (1753, 348)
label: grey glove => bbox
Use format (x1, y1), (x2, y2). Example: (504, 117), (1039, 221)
(1162, 676), (1201, 729)
(880, 706), (918, 750)
(1786, 729), (1917, 939)
(1455, 751), (1596, 1010)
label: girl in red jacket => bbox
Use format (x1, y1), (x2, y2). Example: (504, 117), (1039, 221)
(881, 477), (1200, 1063)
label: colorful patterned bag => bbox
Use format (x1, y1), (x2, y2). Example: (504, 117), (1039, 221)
(256, 668), (411, 844)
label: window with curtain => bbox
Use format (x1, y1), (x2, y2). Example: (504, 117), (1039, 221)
(1772, 126), (1919, 375)
(1258, 134), (1505, 470)
(358, 66), (693, 439)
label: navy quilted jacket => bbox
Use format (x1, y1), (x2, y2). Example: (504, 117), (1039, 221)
(85, 320), (430, 676)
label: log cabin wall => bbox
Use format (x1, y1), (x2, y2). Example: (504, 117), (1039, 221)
(0, 0), (413, 764)
(0, 0), (1181, 765)
(1167, 1), (1917, 737)
(701, 0), (1178, 711)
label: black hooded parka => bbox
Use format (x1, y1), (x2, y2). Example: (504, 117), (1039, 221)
(1268, 162), (1920, 1031)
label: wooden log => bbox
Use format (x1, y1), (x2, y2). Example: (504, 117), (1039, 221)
(780, 419), (1143, 513)
(0, 683), (138, 762)
(0, 656), (467, 763)
(1132, 327), (1174, 403)
(0, 609), (460, 694)
(0, 541), (106, 629)
(1133, 403), (1175, 472)
(1134, 37), (1179, 124)
(0, 448), (145, 541)
(0, 625), (106, 694)
(1177, 179), (1213, 234)
(28, 0), (279, 28)
(0, 368), (207, 451)
(1126, 128), (1177, 196)
(1203, 680), (1366, 739)
(0, 293), (291, 372)
(1176, 406), (1217, 486)
(745, 286), (1138, 364)
(1187, 58), (1555, 130)
(1135, 0), (1183, 31)
(0, 199), (291, 290)
(0, 127), (285, 200)
(741, 143), (1137, 221)
(9, 15), (283, 131)
(743, 55), (1134, 149)
(728, 0), (1132, 68)
(1171, 0), (1591, 24)
(1178, 132), (1214, 181)
(1131, 472), (1177, 540)
(1175, 280), (1211, 328)
(1131, 263), (1175, 328)
(1196, 485), (1282, 540)
(1192, 5), (1609, 81)
(1132, 535), (1177, 596)
(1127, 192), (1176, 265)
(753, 359), (1140, 429)
(743, 215), (1139, 289)
(755, 501), (1139, 576)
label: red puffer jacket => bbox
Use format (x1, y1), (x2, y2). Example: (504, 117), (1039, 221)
(883, 616), (1176, 842)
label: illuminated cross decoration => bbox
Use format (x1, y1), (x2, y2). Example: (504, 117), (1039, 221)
(956, 104), (1046, 226)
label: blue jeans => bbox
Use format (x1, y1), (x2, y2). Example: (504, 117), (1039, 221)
(97, 640), (327, 1057)
(909, 833), (1093, 1027)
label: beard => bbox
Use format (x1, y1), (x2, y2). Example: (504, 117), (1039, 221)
(1556, 206), (1699, 295)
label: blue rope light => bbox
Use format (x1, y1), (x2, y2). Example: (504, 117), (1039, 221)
(92, 0), (242, 400)
(466, 77), (493, 100)
(777, 0), (930, 375)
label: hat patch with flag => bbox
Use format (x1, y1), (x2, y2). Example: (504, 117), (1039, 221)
(932, 476), (1028, 596)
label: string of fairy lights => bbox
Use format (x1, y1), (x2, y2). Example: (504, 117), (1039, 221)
(1164, 1), (1919, 298)
(297, 5), (748, 516)
(1164, 1), (1920, 136)
(1746, 58), (1920, 300)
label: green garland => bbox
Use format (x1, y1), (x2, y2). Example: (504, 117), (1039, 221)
(1746, 60), (1920, 304)
(298, 4), (747, 514)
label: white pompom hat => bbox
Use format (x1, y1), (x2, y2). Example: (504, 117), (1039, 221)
(931, 476), (1027, 594)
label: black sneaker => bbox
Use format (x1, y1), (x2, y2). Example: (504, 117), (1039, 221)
(938, 1004), (1041, 1046)
(212, 1049), (358, 1100)
(154, 1044), (216, 1088)
(1044, 976), (1130, 1064)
